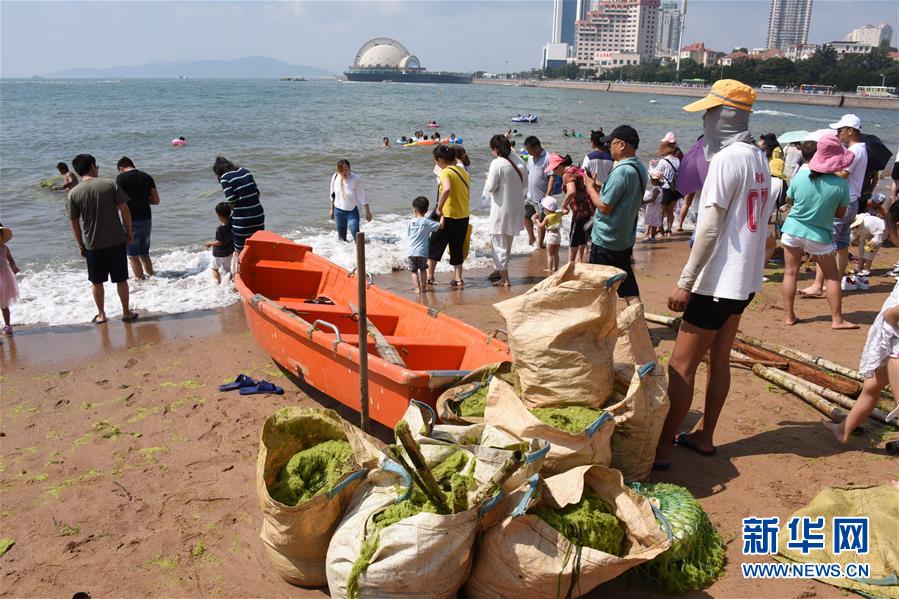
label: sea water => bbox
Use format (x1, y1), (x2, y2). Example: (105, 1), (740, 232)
(1, 79), (896, 325)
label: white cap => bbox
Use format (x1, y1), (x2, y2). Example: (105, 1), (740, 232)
(829, 114), (861, 131)
(804, 129), (838, 142)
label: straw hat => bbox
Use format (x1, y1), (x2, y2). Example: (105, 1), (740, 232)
(0, 226), (12, 244)
(683, 79), (756, 112)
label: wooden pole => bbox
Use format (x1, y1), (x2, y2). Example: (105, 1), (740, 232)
(733, 340), (861, 397)
(750, 363), (847, 422)
(775, 369), (894, 425)
(736, 331), (865, 383)
(395, 421), (451, 514)
(356, 232), (370, 433)
(471, 450), (525, 507)
(349, 302), (405, 367)
(644, 312), (681, 328)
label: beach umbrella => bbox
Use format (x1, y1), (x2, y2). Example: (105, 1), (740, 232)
(777, 130), (808, 145)
(859, 133), (892, 171)
(676, 137), (709, 196)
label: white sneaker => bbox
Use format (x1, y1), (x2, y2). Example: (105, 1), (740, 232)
(841, 276), (858, 291)
(857, 269), (871, 277)
(856, 276), (870, 291)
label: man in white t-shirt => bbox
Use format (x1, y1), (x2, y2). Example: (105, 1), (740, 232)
(800, 114), (868, 296)
(654, 80), (775, 470)
(523, 136), (550, 246)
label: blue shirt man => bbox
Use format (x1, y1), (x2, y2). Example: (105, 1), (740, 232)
(585, 125), (647, 301)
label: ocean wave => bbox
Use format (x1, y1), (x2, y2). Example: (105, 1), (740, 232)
(11, 213), (538, 326)
(753, 109), (830, 122)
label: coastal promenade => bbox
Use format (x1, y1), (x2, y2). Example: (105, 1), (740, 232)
(475, 79), (899, 111)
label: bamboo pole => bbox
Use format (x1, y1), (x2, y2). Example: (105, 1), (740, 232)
(736, 332), (864, 383)
(776, 369), (894, 425)
(711, 354), (788, 368)
(751, 364), (847, 422)
(644, 312), (681, 328)
(471, 450), (525, 507)
(394, 420), (451, 514)
(356, 233), (370, 433)
(733, 340), (861, 397)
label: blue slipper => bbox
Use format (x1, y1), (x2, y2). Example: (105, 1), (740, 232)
(219, 374), (256, 392)
(239, 380), (284, 395)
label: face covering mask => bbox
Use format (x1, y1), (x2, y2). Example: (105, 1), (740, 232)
(702, 106), (754, 160)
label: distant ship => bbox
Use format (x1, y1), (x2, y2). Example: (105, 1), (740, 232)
(344, 38), (472, 85)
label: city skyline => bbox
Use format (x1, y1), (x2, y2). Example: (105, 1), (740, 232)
(766, 0), (814, 51)
(0, 1), (896, 77)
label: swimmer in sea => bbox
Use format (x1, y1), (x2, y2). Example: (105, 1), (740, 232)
(382, 137), (390, 147)
(562, 129), (569, 137)
(52, 162), (79, 192)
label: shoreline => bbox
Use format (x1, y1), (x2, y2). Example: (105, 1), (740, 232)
(475, 78), (899, 111)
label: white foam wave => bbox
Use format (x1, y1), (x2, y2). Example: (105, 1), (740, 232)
(12, 212), (538, 326)
(753, 109), (830, 122)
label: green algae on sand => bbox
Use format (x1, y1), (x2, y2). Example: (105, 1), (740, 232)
(533, 490), (625, 556)
(346, 450), (476, 599)
(530, 406), (603, 434)
(0, 538), (14, 556)
(267, 439), (354, 506)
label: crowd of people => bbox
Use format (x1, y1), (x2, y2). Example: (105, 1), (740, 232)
(4, 78), (898, 454)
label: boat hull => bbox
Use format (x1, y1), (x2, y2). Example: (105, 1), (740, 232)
(236, 231), (510, 427)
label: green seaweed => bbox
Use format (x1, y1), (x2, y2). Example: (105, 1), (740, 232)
(0, 538), (14, 556)
(629, 482), (726, 594)
(267, 439), (354, 506)
(533, 490), (625, 556)
(346, 451), (475, 599)
(456, 365), (521, 418)
(530, 406), (603, 434)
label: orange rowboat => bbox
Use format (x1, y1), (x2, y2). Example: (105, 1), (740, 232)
(235, 231), (511, 427)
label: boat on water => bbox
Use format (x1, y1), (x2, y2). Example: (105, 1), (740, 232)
(236, 231), (510, 427)
(512, 114), (538, 123)
(649, 99), (658, 104)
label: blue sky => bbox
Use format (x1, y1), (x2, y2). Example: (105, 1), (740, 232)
(1, 0), (895, 77)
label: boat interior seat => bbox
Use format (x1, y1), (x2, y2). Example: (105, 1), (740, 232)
(251, 260), (325, 298)
(336, 335), (466, 371)
(276, 299), (400, 335)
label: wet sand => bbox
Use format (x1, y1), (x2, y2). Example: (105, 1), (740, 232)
(1, 234), (896, 598)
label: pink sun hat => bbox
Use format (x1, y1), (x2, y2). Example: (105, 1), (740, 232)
(544, 152), (567, 174)
(808, 134), (854, 174)
(660, 131), (677, 144)
(541, 197), (559, 212)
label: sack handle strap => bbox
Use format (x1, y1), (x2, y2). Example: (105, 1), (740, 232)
(586, 411), (615, 437)
(409, 399), (436, 436)
(327, 468), (368, 498)
(382, 459), (414, 502)
(511, 474), (541, 517)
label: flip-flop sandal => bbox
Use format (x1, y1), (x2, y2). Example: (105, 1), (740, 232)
(239, 380), (284, 395)
(450, 280), (465, 288)
(426, 279), (436, 286)
(675, 432), (717, 456)
(122, 312), (140, 323)
(487, 270), (502, 282)
(90, 315), (108, 324)
(219, 374), (257, 392)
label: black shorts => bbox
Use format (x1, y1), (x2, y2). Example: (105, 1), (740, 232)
(570, 216), (591, 247)
(589, 244), (638, 298)
(428, 217), (469, 266)
(85, 244), (128, 284)
(683, 292), (755, 331)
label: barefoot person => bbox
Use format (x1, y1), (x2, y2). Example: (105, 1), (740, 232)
(780, 134), (858, 330)
(116, 156), (160, 280)
(826, 203), (899, 446)
(67, 154), (138, 324)
(654, 80), (774, 469)
(582, 125), (647, 305)
(523, 136), (550, 247)
(800, 115), (868, 297)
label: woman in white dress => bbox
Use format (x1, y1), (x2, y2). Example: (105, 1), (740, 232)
(484, 135), (526, 287)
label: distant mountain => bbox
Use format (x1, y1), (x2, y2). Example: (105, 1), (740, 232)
(42, 56), (335, 79)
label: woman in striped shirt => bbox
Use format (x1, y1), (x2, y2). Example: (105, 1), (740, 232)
(213, 157), (265, 269)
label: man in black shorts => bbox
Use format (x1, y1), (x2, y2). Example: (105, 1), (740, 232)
(654, 80), (775, 469)
(68, 154), (138, 324)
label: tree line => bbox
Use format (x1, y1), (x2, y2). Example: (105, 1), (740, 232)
(511, 44), (899, 92)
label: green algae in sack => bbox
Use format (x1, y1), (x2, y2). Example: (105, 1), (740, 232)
(629, 482), (725, 594)
(457, 365), (521, 418)
(530, 406), (603, 434)
(532, 490), (625, 556)
(267, 439), (354, 506)
(346, 451), (476, 599)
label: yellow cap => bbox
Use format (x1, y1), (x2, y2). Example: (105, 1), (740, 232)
(683, 79), (756, 112)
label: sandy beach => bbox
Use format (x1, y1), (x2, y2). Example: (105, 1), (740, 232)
(2, 233), (897, 598)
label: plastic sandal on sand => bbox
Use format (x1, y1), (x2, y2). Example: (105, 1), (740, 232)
(675, 432), (717, 456)
(122, 312), (140, 323)
(239, 380), (284, 395)
(219, 374), (257, 392)
(450, 280), (465, 288)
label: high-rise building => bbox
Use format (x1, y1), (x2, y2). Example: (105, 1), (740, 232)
(766, 0), (813, 51)
(552, 0), (591, 45)
(657, 1), (682, 53)
(575, 0), (661, 71)
(845, 22), (894, 47)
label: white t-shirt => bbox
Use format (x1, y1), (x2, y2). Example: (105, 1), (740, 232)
(582, 150), (614, 183)
(330, 173), (368, 212)
(653, 155), (680, 189)
(691, 142), (774, 301)
(846, 142), (868, 203)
